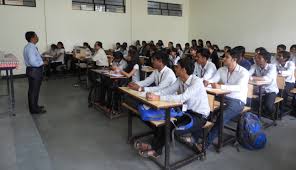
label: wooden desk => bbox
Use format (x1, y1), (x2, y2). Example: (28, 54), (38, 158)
(0, 67), (17, 117)
(248, 80), (271, 120)
(119, 87), (185, 169)
(90, 69), (127, 119)
(141, 66), (155, 79)
(206, 87), (231, 153)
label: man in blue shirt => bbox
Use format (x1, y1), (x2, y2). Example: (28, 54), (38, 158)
(233, 46), (252, 70)
(23, 31), (46, 114)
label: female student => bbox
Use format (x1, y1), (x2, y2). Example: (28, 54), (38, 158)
(193, 48), (217, 80)
(50, 41), (65, 73)
(221, 46), (231, 58)
(168, 48), (180, 69)
(114, 42), (121, 52)
(183, 43), (191, 57)
(198, 39), (204, 48)
(206, 41), (212, 49)
(208, 46), (220, 69)
(176, 43), (183, 58)
(276, 51), (295, 105)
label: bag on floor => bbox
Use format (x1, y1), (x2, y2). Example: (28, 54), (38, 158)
(138, 104), (183, 121)
(237, 112), (267, 150)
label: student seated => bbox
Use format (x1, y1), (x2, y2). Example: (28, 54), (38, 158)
(208, 46), (220, 69)
(111, 51), (128, 71)
(193, 48), (217, 80)
(167, 41), (174, 51)
(116, 48), (140, 82)
(139, 41), (147, 56)
(136, 57), (210, 158)
(249, 50), (279, 115)
(169, 48), (180, 68)
(43, 44), (58, 77)
(198, 39), (204, 48)
(271, 44), (286, 64)
(135, 40), (141, 51)
(114, 42), (121, 52)
(221, 46), (231, 58)
(92, 41), (109, 67)
(103, 50), (139, 110)
(290, 45), (296, 65)
(83, 42), (94, 55)
(191, 39), (197, 48)
(50, 41), (65, 73)
(176, 43), (183, 58)
(233, 46), (252, 70)
(120, 44), (128, 58)
(276, 51), (295, 106)
(206, 41), (212, 49)
(183, 43), (191, 56)
(128, 52), (176, 93)
(204, 48), (249, 146)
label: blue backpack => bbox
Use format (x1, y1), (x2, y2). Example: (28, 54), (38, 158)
(138, 104), (183, 121)
(237, 112), (267, 150)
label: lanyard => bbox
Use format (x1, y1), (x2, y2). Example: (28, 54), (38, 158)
(200, 67), (205, 78)
(226, 65), (237, 83)
(158, 71), (164, 85)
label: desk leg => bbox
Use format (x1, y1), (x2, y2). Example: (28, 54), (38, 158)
(217, 95), (225, 153)
(127, 111), (132, 144)
(258, 86), (262, 120)
(9, 69), (15, 115)
(164, 109), (170, 169)
(5, 70), (12, 113)
(78, 60), (81, 84)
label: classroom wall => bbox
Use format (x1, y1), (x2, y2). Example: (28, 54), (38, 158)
(0, 0), (189, 75)
(189, 0), (296, 52)
(0, 0), (47, 75)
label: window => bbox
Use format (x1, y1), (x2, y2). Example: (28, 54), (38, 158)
(0, 0), (36, 7)
(148, 1), (182, 17)
(72, 0), (125, 13)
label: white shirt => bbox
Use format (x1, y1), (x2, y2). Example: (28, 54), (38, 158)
(194, 61), (217, 80)
(54, 48), (65, 64)
(169, 55), (180, 65)
(131, 64), (140, 83)
(136, 66), (176, 92)
(276, 61), (295, 83)
(159, 75), (210, 118)
(92, 48), (108, 66)
(270, 54), (277, 64)
(249, 64), (279, 94)
(290, 53), (296, 65)
(209, 65), (250, 104)
(112, 59), (127, 71)
(178, 49), (183, 58)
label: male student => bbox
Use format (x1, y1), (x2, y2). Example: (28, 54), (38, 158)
(23, 31), (46, 114)
(128, 52), (176, 92)
(193, 48), (217, 80)
(92, 41), (109, 67)
(234, 46), (252, 70)
(276, 51), (295, 105)
(271, 44), (286, 64)
(249, 50), (279, 115)
(136, 57), (210, 158)
(290, 45), (296, 65)
(204, 48), (249, 145)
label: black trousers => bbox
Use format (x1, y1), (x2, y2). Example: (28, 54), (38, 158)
(26, 67), (43, 113)
(151, 112), (207, 155)
(253, 92), (277, 115)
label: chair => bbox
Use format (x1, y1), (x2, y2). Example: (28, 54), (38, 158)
(276, 76), (285, 119)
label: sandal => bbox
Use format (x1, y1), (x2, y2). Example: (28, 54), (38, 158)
(139, 149), (160, 159)
(134, 141), (152, 151)
(179, 135), (195, 144)
(193, 143), (203, 154)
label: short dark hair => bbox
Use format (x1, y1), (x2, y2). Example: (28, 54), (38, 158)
(152, 51), (169, 65)
(113, 51), (123, 59)
(177, 57), (195, 75)
(278, 51), (291, 61)
(277, 44), (286, 50)
(258, 51), (271, 63)
(229, 48), (242, 61)
(255, 47), (267, 53)
(96, 41), (103, 48)
(170, 48), (178, 53)
(25, 31), (36, 42)
(224, 46), (231, 51)
(197, 48), (210, 60)
(233, 46), (245, 57)
(57, 41), (64, 48)
(290, 44), (296, 50)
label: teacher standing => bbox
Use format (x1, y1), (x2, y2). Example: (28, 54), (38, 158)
(23, 31), (46, 114)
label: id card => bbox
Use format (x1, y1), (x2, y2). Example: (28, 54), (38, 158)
(182, 104), (188, 112)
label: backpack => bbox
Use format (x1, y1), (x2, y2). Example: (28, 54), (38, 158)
(138, 104), (183, 121)
(237, 112), (267, 150)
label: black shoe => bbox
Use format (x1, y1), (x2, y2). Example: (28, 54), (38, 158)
(38, 105), (45, 110)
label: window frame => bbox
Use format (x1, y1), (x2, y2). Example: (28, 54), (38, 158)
(72, 0), (126, 13)
(0, 0), (36, 7)
(147, 1), (182, 17)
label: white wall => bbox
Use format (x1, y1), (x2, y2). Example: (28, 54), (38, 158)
(0, 0), (46, 75)
(189, 0), (296, 52)
(0, 0), (189, 74)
